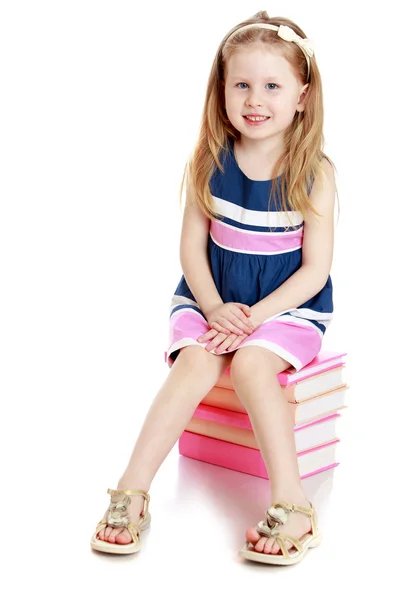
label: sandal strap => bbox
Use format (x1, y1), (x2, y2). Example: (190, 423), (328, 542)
(274, 501), (314, 518)
(256, 500), (317, 537)
(275, 533), (304, 555)
(125, 522), (140, 544)
(107, 488), (150, 522)
(274, 536), (290, 559)
(107, 488), (150, 501)
(95, 519), (108, 536)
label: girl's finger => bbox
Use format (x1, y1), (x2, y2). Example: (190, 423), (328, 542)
(235, 303), (252, 317)
(210, 321), (231, 335)
(230, 305), (254, 328)
(205, 332), (228, 352)
(214, 334), (237, 354)
(217, 316), (244, 336)
(227, 334), (247, 352)
(228, 309), (254, 334)
(197, 329), (218, 343)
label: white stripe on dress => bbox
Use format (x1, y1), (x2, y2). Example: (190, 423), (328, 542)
(212, 196), (303, 228)
(170, 295), (200, 311)
(287, 308), (334, 322)
(273, 315), (324, 337)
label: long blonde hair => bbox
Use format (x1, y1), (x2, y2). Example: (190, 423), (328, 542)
(180, 10), (337, 222)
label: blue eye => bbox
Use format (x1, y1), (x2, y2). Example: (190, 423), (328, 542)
(236, 82), (279, 90)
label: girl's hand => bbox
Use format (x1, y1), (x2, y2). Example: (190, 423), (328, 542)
(200, 302), (254, 340)
(198, 305), (264, 353)
(201, 329), (248, 354)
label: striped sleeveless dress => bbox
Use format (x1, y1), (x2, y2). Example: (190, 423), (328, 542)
(166, 140), (333, 371)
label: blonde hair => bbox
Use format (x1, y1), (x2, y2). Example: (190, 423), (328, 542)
(180, 10), (338, 223)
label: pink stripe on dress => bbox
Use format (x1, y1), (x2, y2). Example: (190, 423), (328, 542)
(167, 311), (321, 372)
(210, 220), (303, 254)
(169, 309), (208, 348)
(240, 320), (322, 370)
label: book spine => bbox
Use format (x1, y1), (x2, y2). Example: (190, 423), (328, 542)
(186, 413), (340, 452)
(216, 364), (347, 398)
(194, 405), (340, 431)
(186, 418), (259, 449)
(277, 360), (346, 386)
(179, 432), (339, 480)
(179, 430), (269, 478)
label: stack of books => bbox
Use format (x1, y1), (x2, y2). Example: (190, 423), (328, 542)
(179, 350), (348, 479)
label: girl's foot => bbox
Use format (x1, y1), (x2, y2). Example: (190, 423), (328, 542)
(96, 481), (147, 545)
(245, 493), (313, 555)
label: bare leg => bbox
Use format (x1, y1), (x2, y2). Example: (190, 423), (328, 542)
(98, 346), (231, 544)
(230, 346), (313, 555)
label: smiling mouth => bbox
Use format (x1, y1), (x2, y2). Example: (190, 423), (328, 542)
(243, 115), (269, 122)
(243, 115), (270, 124)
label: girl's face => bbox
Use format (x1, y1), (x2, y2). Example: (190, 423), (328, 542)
(224, 43), (308, 143)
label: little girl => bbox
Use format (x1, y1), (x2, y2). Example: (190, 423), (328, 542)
(91, 9), (336, 566)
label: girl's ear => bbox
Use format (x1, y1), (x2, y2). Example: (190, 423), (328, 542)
(297, 83), (309, 113)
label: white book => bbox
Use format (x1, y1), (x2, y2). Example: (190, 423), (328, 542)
(199, 385), (349, 425)
(295, 386), (348, 424)
(297, 442), (338, 477)
(290, 366), (346, 402)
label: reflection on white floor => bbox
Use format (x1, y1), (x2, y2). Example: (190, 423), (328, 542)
(172, 451), (336, 549)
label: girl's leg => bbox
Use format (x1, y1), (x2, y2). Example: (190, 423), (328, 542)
(98, 345), (231, 544)
(229, 346), (313, 555)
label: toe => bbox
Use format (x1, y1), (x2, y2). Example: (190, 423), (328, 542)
(263, 538), (275, 554)
(115, 529), (133, 545)
(245, 527), (269, 553)
(245, 527), (261, 545)
(271, 541), (281, 554)
(104, 526), (115, 541)
(255, 536), (268, 553)
(108, 527), (124, 543)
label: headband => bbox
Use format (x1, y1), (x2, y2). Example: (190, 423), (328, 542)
(225, 24), (314, 80)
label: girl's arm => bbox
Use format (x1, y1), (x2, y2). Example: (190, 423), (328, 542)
(179, 197), (222, 319)
(181, 190), (254, 336)
(250, 159), (336, 326)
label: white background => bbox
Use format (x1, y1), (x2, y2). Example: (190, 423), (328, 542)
(1, 0), (398, 597)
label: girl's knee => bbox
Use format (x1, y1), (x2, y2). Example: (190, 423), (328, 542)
(175, 345), (230, 370)
(173, 345), (205, 366)
(230, 347), (279, 383)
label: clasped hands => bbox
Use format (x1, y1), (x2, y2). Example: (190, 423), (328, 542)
(197, 302), (261, 354)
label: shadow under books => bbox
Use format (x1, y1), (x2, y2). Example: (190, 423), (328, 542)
(175, 452), (336, 547)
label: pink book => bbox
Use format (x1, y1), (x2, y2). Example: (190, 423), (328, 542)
(179, 431), (339, 480)
(188, 407), (341, 453)
(279, 350), (347, 385)
(193, 403), (340, 431)
(224, 350), (347, 387)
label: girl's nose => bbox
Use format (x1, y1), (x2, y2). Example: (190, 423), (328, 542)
(245, 91), (263, 107)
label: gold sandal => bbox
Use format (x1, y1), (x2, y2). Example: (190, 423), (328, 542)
(90, 488), (151, 555)
(238, 501), (322, 566)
